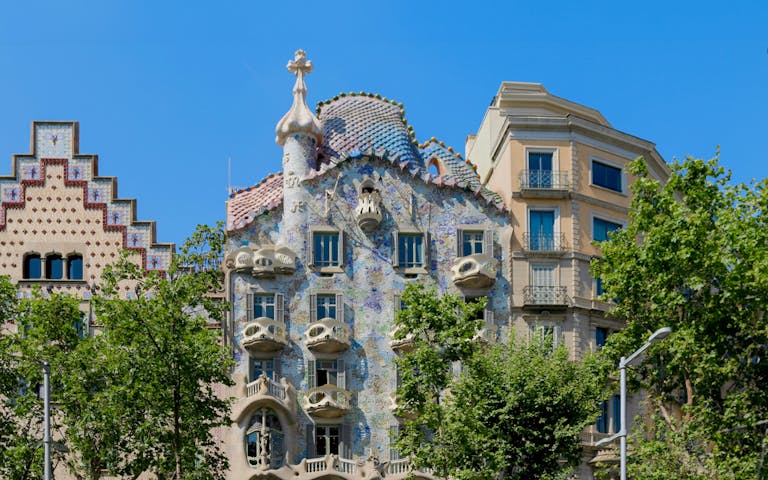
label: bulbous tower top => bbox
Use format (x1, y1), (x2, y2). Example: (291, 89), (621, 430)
(275, 50), (323, 147)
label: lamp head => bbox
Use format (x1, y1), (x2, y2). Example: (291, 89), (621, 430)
(648, 327), (672, 344)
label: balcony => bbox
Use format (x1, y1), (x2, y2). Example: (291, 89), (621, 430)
(389, 324), (415, 353)
(224, 245), (297, 277)
(519, 169), (569, 197)
(304, 385), (350, 418)
(232, 373), (297, 420)
(355, 190), (383, 231)
(386, 458), (435, 479)
(305, 318), (350, 353)
(523, 286), (568, 307)
(450, 254), (497, 289)
(241, 317), (288, 352)
(522, 233), (567, 255)
(389, 392), (417, 420)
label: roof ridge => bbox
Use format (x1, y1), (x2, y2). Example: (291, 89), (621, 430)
(316, 92), (419, 146)
(419, 137), (480, 177)
(229, 171), (283, 198)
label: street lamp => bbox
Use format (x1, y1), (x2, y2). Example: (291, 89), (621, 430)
(38, 360), (52, 480)
(596, 327), (672, 480)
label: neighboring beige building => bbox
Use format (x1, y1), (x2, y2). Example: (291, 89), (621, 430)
(466, 82), (669, 478)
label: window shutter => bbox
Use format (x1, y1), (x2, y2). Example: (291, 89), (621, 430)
(306, 424), (316, 458)
(275, 293), (285, 324)
(554, 325), (563, 348)
(483, 229), (494, 257)
(307, 360), (316, 388)
(393, 294), (401, 313)
(341, 423), (352, 459)
(274, 357), (281, 379)
(337, 358), (346, 390)
(309, 294), (317, 324)
(338, 230), (345, 268)
(392, 231), (399, 267)
(484, 308), (494, 328)
(307, 231), (315, 267)
(456, 228), (464, 257)
(246, 293), (254, 321)
(335, 293), (345, 323)
(451, 360), (462, 378)
(424, 231), (431, 268)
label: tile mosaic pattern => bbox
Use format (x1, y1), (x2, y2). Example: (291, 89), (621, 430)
(317, 94), (422, 169)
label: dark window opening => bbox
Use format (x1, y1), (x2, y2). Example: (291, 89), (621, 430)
(23, 254), (42, 279)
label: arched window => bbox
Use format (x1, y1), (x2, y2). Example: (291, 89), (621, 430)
(23, 254), (42, 279)
(67, 254), (83, 280)
(46, 254), (63, 280)
(427, 158), (444, 178)
(245, 408), (284, 469)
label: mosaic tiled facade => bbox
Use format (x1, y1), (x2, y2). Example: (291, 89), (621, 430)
(0, 121), (174, 299)
(224, 52), (511, 480)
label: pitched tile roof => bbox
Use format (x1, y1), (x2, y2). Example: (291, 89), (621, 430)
(226, 172), (283, 231)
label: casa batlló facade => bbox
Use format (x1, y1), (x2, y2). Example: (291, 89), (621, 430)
(223, 50), (511, 480)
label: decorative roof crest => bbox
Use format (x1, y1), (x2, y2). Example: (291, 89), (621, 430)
(275, 50), (323, 146)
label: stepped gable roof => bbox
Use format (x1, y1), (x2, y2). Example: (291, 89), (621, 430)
(226, 172), (283, 231)
(316, 93), (422, 171)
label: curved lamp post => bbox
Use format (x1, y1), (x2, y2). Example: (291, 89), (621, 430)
(596, 327), (672, 480)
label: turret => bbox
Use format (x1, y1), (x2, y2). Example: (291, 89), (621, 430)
(275, 49), (323, 249)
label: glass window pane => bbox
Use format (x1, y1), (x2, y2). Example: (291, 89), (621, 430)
(68, 255), (83, 280)
(593, 161), (622, 192)
(46, 255), (63, 280)
(24, 255), (42, 279)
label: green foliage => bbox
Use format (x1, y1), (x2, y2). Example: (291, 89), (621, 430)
(592, 155), (768, 478)
(0, 223), (234, 480)
(394, 283), (607, 479)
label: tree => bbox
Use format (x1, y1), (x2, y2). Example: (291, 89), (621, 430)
(0, 281), (85, 480)
(394, 283), (607, 479)
(91, 223), (234, 480)
(592, 155), (768, 478)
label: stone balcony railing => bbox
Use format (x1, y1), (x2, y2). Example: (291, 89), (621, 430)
(304, 384), (351, 418)
(232, 373), (297, 421)
(241, 317), (288, 352)
(450, 254), (497, 289)
(305, 317), (350, 353)
(354, 190), (383, 231)
(389, 324), (415, 353)
(385, 458), (435, 479)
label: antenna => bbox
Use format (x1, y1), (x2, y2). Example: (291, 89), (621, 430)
(227, 157), (232, 195)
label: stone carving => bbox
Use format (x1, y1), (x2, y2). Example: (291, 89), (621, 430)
(355, 189), (383, 231)
(224, 245), (297, 277)
(275, 50), (323, 146)
(450, 253), (497, 289)
(241, 317), (288, 352)
(305, 317), (351, 353)
(304, 384), (351, 418)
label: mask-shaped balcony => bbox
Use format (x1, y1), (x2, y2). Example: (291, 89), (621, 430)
(389, 324), (415, 353)
(354, 190), (383, 231)
(224, 245), (297, 277)
(241, 317), (288, 352)
(233, 373), (297, 419)
(450, 254), (497, 289)
(304, 385), (351, 418)
(304, 318), (350, 353)
(389, 392), (417, 420)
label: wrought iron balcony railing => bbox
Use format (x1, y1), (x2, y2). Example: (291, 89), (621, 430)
(523, 286), (568, 306)
(519, 169), (569, 190)
(522, 232), (566, 252)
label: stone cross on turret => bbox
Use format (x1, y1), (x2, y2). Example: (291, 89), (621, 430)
(275, 49), (323, 149)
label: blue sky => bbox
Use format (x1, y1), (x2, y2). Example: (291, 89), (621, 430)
(1, 1), (766, 247)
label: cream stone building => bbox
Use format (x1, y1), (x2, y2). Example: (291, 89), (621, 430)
(466, 82), (669, 477)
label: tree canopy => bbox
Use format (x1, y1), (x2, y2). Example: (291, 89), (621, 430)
(593, 155), (768, 478)
(0, 224), (234, 480)
(394, 283), (607, 480)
